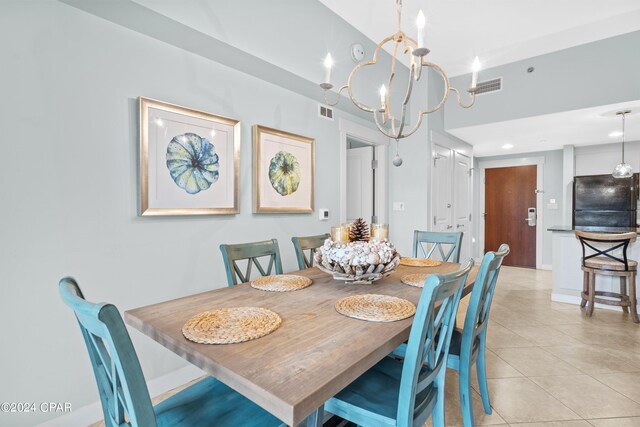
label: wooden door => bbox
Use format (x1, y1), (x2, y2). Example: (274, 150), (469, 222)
(432, 144), (453, 231)
(453, 152), (472, 261)
(347, 146), (374, 223)
(485, 165), (536, 268)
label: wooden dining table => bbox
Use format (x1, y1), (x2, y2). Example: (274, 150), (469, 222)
(125, 262), (478, 426)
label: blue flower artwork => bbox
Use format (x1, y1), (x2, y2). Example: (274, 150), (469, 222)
(166, 133), (219, 194)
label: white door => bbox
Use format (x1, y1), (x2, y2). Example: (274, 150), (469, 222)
(453, 152), (472, 260)
(347, 146), (374, 222)
(432, 144), (453, 231)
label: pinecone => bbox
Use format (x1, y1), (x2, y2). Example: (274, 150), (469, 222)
(349, 218), (369, 242)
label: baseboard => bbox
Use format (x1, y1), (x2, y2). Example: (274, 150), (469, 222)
(539, 264), (552, 271)
(551, 292), (640, 312)
(36, 364), (204, 426)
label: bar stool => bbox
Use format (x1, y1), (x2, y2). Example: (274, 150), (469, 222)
(576, 231), (639, 323)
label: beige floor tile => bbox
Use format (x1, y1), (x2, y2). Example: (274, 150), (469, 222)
(587, 417), (640, 427)
(509, 421), (592, 427)
(493, 347), (582, 377)
(470, 349), (524, 380)
(542, 345), (639, 374)
(602, 347), (640, 371)
(486, 377), (580, 423)
(507, 325), (583, 346)
(486, 323), (536, 349)
(530, 375), (640, 419)
(423, 371), (507, 427)
(592, 372), (640, 404)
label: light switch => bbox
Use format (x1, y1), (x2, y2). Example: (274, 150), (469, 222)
(393, 202), (405, 211)
(318, 209), (329, 220)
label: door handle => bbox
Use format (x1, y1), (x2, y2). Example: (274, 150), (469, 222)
(456, 224), (464, 228)
(446, 225), (453, 230)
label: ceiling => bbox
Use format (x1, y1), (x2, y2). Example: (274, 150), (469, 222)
(448, 101), (640, 157)
(318, 0), (640, 76)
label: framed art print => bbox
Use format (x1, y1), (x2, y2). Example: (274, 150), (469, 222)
(139, 97), (240, 216)
(253, 125), (314, 213)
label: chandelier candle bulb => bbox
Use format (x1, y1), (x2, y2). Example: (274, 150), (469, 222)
(323, 53), (333, 84)
(416, 10), (426, 49)
(379, 85), (387, 109)
(471, 56), (481, 88)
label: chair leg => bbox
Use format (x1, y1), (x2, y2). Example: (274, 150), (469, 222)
(459, 364), (476, 427)
(581, 270), (588, 308)
(432, 370), (447, 427)
(587, 272), (596, 317)
(620, 276), (629, 314)
(630, 272), (639, 324)
(476, 341), (492, 415)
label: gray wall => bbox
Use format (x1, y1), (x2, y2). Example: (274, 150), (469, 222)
(445, 31), (640, 129)
(0, 1), (391, 425)
(473, 150), (564, 265)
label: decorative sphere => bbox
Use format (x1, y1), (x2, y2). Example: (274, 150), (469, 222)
(392, 154), (403, 167)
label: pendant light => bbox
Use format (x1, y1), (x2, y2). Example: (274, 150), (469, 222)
(612, 110), (633, 179)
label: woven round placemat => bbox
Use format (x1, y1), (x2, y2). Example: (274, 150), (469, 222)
(182, 307), (282, 344)
(400, 273), (430, 288)
(250, 275), (312, 292)
(335, 294), (416, 322)
(399, 257), (442, 267)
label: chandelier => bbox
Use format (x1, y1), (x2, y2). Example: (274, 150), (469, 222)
(320, 0), (480, 158)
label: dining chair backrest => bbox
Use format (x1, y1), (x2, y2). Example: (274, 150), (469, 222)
(575, 231), (637, 271)
(460, 244), (509, 360)
(220, 239), (283, 286)
(397, 259), (474, 427)
(291, 233), (329, 269)
(58, 277), (156, 427)
(412, 230), (463, 263)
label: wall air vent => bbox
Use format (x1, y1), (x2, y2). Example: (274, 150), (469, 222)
(474, 77), (502, 95)
(318, 104), (334, 121)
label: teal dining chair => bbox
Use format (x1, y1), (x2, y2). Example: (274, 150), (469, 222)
(291, 233), (329, 269)
(324, 259), (474, 427)
(413, 230), (463, 263)
(220, 239), (283, 286)
(447, 244), (510, 427)
(58, 277), (284, 427)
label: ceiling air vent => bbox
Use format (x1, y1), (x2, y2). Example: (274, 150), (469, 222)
(319, 104), (334, 121)
(474, 77), (502, 95)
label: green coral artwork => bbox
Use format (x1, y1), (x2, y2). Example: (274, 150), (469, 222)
(268, 151), (300, 196)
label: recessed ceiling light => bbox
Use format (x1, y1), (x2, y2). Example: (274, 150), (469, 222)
(502, 144), (514, 149)
(609, 131), (623, 137)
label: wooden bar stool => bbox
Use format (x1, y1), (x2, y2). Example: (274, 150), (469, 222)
(576, 231), (639, 323)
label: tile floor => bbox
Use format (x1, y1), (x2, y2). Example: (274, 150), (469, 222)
(425, 266), (640, 427)
(90, 266), (640, 427)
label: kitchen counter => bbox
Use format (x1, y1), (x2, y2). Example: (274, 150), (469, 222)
(548, 225), (640, 233)
(549, 226), (640, 311)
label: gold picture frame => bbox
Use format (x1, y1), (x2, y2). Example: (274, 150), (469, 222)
(253, 125), (314, 213)
(139, 97), (240, 216)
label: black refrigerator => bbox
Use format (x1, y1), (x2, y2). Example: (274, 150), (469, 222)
(573, 174), (639, 227)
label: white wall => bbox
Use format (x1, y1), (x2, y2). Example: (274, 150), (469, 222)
(0, 2), (381, 425)
(575, 140), (640, 176)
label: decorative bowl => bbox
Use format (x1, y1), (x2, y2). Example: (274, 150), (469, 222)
(314, 239), (400, 284)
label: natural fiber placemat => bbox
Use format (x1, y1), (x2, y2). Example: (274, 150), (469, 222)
(335, 294), (416, 322)
(400, 273), (430, 288)
(251, 275), (312, 292)
(182, 307), (282, 344)
(399, 257), (442, 267)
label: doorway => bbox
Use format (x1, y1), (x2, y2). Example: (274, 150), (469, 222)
(485, 165), (536, 267)
(339, 119), (388, 225)
(347, 139), (375, 223)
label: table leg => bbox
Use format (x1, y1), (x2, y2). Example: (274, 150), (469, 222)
(303, 405), (324, 427)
